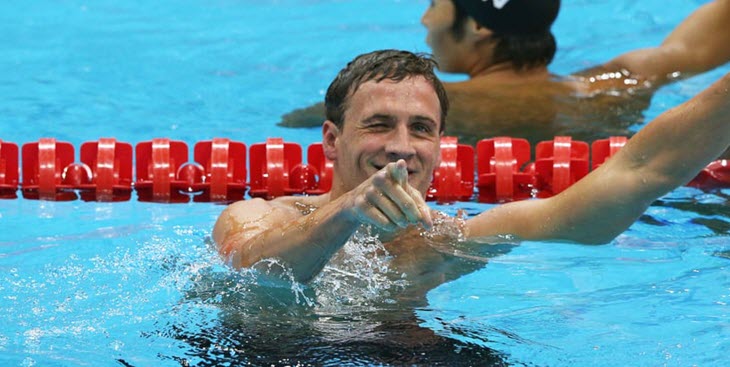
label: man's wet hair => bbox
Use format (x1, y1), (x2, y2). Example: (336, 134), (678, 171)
(325, 50), (449, 132)
(451, 0), (557, 70)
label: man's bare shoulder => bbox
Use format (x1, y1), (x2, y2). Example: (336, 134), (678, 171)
(213, 194), (330, 246)
(222, 194), (328, 221)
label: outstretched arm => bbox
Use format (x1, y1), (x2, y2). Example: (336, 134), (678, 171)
(467, 72), (730, 243)
(213, 161), (432, 282)
(605, 0), (730, 82)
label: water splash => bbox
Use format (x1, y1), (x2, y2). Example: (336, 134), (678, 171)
(312, 225), (408, 311)
(250, 258), (317, 307)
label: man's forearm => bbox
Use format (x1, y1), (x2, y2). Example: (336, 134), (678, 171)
(229, 197), (361, 283)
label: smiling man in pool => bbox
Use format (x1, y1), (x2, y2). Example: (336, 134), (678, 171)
(214, 49), (730, 285)
(279, 0), (730, 146)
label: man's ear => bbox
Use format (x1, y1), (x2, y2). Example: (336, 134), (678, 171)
(322, 120), (340, 161)
(467, 18), (494, 43)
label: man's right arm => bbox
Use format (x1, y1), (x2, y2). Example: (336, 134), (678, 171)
(213, 160), (432, 283)
(214, 196), (365, 283)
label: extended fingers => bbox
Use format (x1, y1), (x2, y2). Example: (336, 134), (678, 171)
(405, 184), (433, 230)
(374, 171), (424, 223)
(352, 195), (398, 231)
(379, 162), (435, 229)
(349, 161), (433, 231)
(364, 188), (414, 228)
(385, 161), (433, 229)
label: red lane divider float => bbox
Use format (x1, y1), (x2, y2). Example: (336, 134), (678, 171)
(477, 137), (533, 203)
(301, 143), (332, 195)
(592, 136), (627, 169)
(191, 138), (247, 203)
(79, 138), (133, 202)
(532, 136), (590, 197)
(688, 159), (730, 189)
(249, 138), (333, 199)
(428, 136), (474, 203)
(1, 136), (728, 202)
(135, 138), (190, 203)
(0, 139), (19, 199)
(21, 138), (77, 201)
(249, 138), (299, 199)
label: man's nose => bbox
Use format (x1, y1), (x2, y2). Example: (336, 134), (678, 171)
(385, 126), (416, 161)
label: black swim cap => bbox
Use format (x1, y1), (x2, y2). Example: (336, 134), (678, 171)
(453, 0), (560, 35)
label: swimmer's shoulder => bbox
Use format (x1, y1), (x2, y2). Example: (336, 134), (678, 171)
(446, 76), (578, 97)
(213, 194), (329, 246)
(448, 68), (642, 97)
(223, 194), (329, 221)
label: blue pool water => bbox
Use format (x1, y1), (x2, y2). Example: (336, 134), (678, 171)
(2, 0), (729, 366)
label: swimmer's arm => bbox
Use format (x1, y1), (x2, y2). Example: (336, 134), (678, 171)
(606, 0), (730, 82)
(213, 161), (432, 282)
(213, 197), (363, 283)
(467, 72), (730, 243)
(277, 102), (325, 128)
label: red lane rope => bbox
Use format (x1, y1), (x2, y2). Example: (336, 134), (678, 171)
(0, 136), (727, 203)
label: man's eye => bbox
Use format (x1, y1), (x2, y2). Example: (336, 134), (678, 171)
(367, 122), (389, 130)
(412, 123), (433, 134)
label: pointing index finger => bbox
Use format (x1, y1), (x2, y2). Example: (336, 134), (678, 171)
(387, 159), (409, 186)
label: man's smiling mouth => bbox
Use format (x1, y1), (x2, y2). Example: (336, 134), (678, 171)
(372, 164), (417, 175)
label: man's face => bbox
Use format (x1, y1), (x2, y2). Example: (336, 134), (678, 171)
(326, 76), (442, 196)
(421, 0), (469, 73)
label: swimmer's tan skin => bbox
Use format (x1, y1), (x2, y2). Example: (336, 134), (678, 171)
(280, 0), (730, 146)
(215, 57), (730, 283)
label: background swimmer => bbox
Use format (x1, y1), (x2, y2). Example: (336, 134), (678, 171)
(280, 0), (730, 147)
